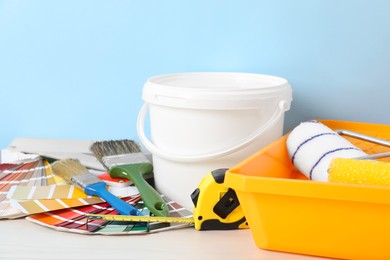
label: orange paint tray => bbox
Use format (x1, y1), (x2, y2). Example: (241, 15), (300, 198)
(225, 120), (390, 259)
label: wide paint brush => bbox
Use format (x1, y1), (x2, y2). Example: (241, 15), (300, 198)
(51, 159), (142, 216)
(90, 140), (169, 217)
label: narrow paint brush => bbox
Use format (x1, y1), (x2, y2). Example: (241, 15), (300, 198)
(91, 140), (169, 217)
(51, 159), (142, 216)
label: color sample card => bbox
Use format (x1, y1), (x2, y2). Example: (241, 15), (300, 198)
(7, 181), (140, 215)
(1, 153), (193, 235)
(26, 195), (193, 235)
(0, 159), (62, 219)
(2, 157), (142, 217)
(27, 195), (148, 234)
(10, 197), (105, 215)
(7, 184), (90, 200)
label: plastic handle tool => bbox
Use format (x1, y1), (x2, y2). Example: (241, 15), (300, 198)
(109, 165), (170, 217)
(85, 182), (142, 216)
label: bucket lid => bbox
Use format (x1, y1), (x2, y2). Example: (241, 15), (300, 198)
(143, 72), (292, 109)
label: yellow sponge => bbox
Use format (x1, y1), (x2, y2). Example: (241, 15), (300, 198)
(328, 158), (390, 186)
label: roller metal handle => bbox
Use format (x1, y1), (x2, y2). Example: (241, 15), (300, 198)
(336, 129), (390, 160)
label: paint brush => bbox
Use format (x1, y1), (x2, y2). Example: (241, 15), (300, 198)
(90, 140), (169, 217)
(51, 159), (142, 216)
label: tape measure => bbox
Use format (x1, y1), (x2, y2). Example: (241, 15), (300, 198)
(87, 169), (248, 230)
(87, 214), (194, 224)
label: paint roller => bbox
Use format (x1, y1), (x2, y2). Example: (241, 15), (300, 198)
(286, 121), (390, 186)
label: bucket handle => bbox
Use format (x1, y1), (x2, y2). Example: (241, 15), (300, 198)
(137, 100), (289, 162)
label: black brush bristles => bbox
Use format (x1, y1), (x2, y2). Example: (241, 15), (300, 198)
(90, 139), (141, 169)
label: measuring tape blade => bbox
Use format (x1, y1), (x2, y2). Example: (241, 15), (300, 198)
(87, 214), (195, 224)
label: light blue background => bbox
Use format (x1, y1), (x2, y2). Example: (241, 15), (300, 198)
(1, 0), (389, 149)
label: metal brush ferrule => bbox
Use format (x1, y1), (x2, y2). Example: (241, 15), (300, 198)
(71, 172), (101, 189)
(102, 153), (149, 168)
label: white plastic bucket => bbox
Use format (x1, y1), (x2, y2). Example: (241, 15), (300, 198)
(137, 72), (292, 210)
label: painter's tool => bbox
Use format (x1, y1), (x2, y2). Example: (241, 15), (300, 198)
(328, 158), (390, 186)
(87, 214), (194, 224)
(191, 168), (248, 230)
(334, 129), (390, 160)
(90, 140), (169, 217)
(286, 121), (390, 184)
(51, 159), (142, 216)
(87, 169), (248, 230)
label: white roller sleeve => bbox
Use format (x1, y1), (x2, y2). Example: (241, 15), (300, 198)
(286, 121), (367, 181)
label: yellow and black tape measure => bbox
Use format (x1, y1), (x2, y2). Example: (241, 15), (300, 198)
(87, 169), (248, 231)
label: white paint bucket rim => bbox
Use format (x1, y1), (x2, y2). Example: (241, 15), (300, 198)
(143, 72), (292, 110)
(137, 72), (292, 162)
